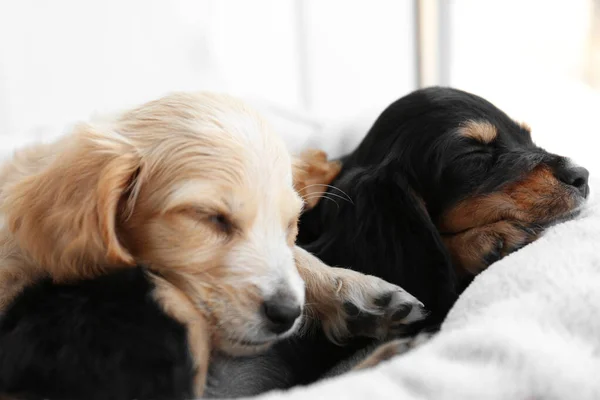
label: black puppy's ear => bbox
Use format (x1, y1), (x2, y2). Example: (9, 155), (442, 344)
(299, 165), (457, 325)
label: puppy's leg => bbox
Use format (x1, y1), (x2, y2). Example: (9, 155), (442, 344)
(294, 247), (426, 344)
(442, 221), (540, 275)
(150, 274), (211, 397)
(352, 333), (432, 371)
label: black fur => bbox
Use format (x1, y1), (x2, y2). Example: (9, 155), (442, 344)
(298, 86), (586, 316)
(0, 267), (195, 400)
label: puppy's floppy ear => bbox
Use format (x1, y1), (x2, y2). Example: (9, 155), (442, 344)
(292, 149), (341, 210)
(300, 165), (458, 326)
(4, 123), (142, 280)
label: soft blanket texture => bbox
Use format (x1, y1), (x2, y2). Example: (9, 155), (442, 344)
(241, 181), (600, 400)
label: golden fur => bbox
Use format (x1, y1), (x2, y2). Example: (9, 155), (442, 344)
(0, 92), (305, 350)
(292, 149), (342, 209)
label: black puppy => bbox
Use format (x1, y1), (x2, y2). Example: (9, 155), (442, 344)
(245, 86), (589, 390)
(300, 86), (588, 294)
(0, 267), (196, 400)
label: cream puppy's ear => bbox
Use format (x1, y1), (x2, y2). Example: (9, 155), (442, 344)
(4, 123), (141, 280)
(292, 149), (341, 210)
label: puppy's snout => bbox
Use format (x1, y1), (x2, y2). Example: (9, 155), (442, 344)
(261, 292), (302, 335)
(555, 164), (590, 198)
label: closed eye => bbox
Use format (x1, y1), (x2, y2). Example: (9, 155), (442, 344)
(465, 150), (492, 157)
(208, 213), (235, 235)
(452, 148), (492, 163)
(182, 206), (238, 236)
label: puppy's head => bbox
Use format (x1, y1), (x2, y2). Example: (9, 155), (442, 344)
(5, 92), (305, 355)
(347, 87), (589, 274)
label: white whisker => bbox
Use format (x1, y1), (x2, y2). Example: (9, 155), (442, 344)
(300, 184), (353, 204)
(302, 191), (353, 205)
(304, 195), (340, 209)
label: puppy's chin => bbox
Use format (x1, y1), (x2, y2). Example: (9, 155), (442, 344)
(220, 340), (275, 357)
(444, 202), (585, 236)
(526, 209), (582, 235)
(216, 316), (303, 357)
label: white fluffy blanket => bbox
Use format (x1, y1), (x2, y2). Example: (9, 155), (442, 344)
(245, 182), (600, 400)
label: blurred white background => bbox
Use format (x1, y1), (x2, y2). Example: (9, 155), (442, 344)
(0, 0), (599, 174)
(449, 0), (600, 177)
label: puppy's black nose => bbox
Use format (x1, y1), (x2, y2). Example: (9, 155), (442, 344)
(262, 297), (302, 334)
(555, 165), (590, 198)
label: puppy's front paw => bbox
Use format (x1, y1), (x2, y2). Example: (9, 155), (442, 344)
(444, 220), (540, 274)
(318, 268), (426, 343)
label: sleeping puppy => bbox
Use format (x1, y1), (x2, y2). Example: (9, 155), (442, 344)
(292, 86), (590, 376)
(300, 86), (589, 322)
(0, 92), (424, 399)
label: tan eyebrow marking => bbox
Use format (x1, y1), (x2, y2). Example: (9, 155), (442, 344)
(517, 121), (531, 133)
(458, 120), (498, 144)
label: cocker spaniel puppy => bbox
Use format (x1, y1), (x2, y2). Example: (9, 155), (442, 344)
(225, 86), (589, 390)
(299, 86), (589, 325)
(0, 92), (424, 400)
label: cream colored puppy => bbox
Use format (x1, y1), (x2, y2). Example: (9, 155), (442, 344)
(0, 92), (424, 397)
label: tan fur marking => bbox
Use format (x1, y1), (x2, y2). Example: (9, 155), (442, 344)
(518, 121), (532, 133)
(441, 165), (578, 274)
(441, 165), (573, 234)
(293, 149), (342, 209)
(458, 120), (498, 144)
(442, 221), (538, 276)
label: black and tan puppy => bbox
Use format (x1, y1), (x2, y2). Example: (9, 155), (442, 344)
(299, 86), (589, 320)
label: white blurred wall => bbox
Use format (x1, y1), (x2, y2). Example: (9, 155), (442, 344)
(449, 0), (600, 175)
(1, 0), (598, 175)
(0, 0), (415, 149)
